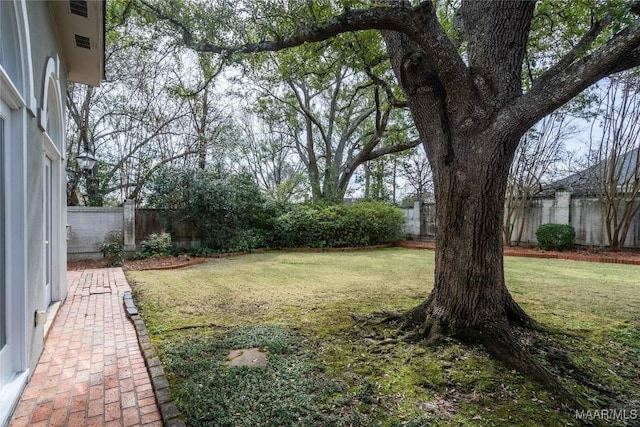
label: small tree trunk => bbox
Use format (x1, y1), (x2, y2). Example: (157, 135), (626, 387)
(363, 163), (371, 199)
(514, 196), (529, 246)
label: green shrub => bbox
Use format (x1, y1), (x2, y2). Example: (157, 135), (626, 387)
(273, 201), (405, 248)
(147, 167), (275, 252)
(100, 230), (124, 266)
(535, 223), (575, 251)
(227, 229), (268, 253)
(140, 232), (172, 256)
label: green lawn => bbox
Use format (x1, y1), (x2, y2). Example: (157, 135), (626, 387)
(127, 248), (640, 426)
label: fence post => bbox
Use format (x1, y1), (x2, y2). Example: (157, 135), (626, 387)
(123, 199), (136, 251)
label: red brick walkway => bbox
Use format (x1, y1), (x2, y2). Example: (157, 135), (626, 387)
(9, 268), (162, 427)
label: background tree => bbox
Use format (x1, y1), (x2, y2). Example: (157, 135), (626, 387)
(589, 70), (640, 251)
(232, 113), (308, 204)
(361, 156), (395, 201)
(66, 1), (221, 206)
(66, 84), (96, 205)
(169, 51), (235, 171)
(504, 111), (573, 246)
(141, 0), (640, 386)
(398, 146), (434, 204)
(244, 32), (419, 202)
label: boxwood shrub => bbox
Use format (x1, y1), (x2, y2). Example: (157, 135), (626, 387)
(273, 201), (406, 248)
(535, 223), (576, 251)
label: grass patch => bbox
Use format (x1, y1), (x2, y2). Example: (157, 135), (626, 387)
(127, 249), (640, 426)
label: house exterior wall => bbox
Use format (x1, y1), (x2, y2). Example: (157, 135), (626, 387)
(26, 0), (69, 369)
(1, 1), (68, 424)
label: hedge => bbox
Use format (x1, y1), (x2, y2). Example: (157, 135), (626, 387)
(272, 201), (406, 248)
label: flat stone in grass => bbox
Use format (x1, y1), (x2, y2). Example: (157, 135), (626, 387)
(224, 348), (268, 367)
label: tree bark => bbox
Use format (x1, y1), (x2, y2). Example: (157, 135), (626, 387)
(394, 124), (535, 332)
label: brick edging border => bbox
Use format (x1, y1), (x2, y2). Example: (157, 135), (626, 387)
(129, 258), (206, 271)
(176, 242), (640, 265)
(395, 241), (640, 265)
(123, 291), (186, 427)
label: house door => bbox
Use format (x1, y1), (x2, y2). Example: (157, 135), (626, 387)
(0, 105), (10, 390)
(44, 156), (52, 307)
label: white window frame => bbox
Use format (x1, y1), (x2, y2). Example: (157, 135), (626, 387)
(0, 65), (29, 427)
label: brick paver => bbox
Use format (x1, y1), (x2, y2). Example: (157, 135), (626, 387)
(9, 268), (162, 427)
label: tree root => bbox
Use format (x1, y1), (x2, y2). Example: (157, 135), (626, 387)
(363, 306), (609, 421)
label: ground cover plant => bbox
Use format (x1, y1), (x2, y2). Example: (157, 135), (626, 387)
(127, 249), (640, 426)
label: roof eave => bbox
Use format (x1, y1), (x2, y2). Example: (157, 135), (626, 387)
(49, 0), (105, 87)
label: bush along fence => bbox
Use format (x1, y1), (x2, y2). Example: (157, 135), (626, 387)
(67, 200), (407, 260)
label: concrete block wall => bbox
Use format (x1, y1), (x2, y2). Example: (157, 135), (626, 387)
(405, 194), (640, 248)
(402, 201), (421, 238)
(571, 198), (607, 246)
(67, 207), (124, 260)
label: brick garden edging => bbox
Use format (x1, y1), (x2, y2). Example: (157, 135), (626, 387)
(502, 251), (640, 265)
(129, 257), (206, 271)
(190, 242), (640, 265)
(276, 243), (394, 252)
(396, 240), (640, 265)
(123, 291), (186, 427)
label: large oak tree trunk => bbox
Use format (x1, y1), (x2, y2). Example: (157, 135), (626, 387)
(400, 129), (535, 341)
(388, 124), (551, 380)
(380, 7), (548, 379)
(428, 137), (531, 332)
